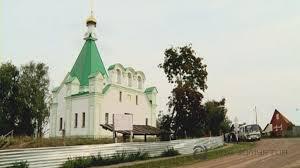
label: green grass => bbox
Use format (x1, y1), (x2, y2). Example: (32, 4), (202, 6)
(62, 151), (150, 168)
(120, 142), (255, 168)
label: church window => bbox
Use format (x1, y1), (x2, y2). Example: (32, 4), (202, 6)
(146, 118), (148, 126)
(105, 113), (109, 124)
(138, 76), (142, 89)
(82, 112), (86, 128)
(75, 113), (78, 128)
(116, 69), (121, 84)
(128, 73), (132, 87)
(136, 95), (138, 105)
(59, 118), (63, 130)
(119, 91), (122, 102)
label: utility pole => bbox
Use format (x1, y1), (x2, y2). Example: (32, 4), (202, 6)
(255, 106), (257, 125)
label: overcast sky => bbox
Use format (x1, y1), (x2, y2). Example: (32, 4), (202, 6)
(1, 0), (300, 127)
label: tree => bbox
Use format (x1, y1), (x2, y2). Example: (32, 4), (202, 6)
(0, 61), (50, 137)
(0, 63), (21, 135)
(159, 45), (208, 90)
(159, 44), (208, 138)
(204, 98), (231, 136)
(19, 62), (50, 137)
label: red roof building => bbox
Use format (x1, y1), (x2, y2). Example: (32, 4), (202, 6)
(270, 109), (294, 136)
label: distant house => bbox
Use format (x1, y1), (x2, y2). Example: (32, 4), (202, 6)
(269, 109), (294, 136)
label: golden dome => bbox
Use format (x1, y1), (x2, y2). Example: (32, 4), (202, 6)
(86, 15), (97, 25)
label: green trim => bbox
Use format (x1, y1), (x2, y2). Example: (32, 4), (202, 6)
(71, 91), (89, 97)
(102, 84), (111, 94)
(108, 63), (125, 71)
(64, 76), (77, 84)
(70, 38), (108, 86)
(88, 71), (100, 79)
(144, 87), (158, 93)
(126, 67), (135, 72)
(135, 71), (146, 79)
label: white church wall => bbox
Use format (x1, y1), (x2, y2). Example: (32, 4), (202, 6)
(51, 84), (67, 137)
(70, 96), (90, 136)
(101, 85), (153, 127)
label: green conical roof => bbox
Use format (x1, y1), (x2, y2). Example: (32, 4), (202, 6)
(70, 36), (108, 86)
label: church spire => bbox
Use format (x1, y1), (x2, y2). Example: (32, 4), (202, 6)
(84, 0), (97, 40)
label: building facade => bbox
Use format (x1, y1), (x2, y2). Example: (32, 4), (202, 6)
(270, 109), (293, 136)
(49, 13), (157, 138)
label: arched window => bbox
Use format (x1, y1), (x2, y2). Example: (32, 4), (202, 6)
(128, 73), (132, 87)
(138, 76), (142, 89)
(116, 69), (121, 84)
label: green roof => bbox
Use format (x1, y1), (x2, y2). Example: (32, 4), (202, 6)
(64, 76), (77, 84)
(144, 87), (158, 93)
(70, 36), (108, 86)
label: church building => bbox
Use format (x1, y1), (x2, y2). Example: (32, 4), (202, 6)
(49, 12), (158, 138)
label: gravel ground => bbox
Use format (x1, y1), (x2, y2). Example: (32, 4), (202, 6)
(179, 138), (300, 168)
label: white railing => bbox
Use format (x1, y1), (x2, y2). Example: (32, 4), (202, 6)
(0, 136), (223, 168)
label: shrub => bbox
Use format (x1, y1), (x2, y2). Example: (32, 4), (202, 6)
(161, 147), (180, 157)
(8, 161), (29, 168)
(62, 151), (150, 168)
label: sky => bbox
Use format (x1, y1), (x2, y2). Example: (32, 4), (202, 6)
(1, 0), (300, 127)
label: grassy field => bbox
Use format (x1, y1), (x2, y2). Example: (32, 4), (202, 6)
(119, 142), (256, 168)
(1, 136), (158, 150)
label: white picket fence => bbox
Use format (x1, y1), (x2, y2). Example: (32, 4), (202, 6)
(0, 136), (223, 168)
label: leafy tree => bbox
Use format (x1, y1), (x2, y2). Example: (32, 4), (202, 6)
(159, 44), (208, 138)
(0, 61), (50, 137)
(0, 63), (21, 135)
(19, 62), (50, 137)
(157, 111), (173, 140)
(159, 45), (207, 90)
(204, 98), (231, 136)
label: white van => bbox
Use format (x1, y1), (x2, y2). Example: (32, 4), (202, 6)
(239, 124), (261, 141)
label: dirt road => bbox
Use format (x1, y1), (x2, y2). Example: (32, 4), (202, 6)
(179, 138), (300, 168)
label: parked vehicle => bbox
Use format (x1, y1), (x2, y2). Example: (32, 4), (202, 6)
(238, 124), (261, 141)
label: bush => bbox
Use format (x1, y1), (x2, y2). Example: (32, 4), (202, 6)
(8, 161), (29, 168)
(161, 147), (180, 157)
(62, 151), (150, 168)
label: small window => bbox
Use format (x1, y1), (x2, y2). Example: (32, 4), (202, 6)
(149, 100), (152, 104)
(128, 73), (132, 87)
(117, 69), (121, 84)
(127, 94), (131, 101)
(138, 76), (142, 89)
(59, 118), (63, 130)
(146, 118), (148, 126)
(74, 113), (78, 128)
(136, 95), (138, 105)
(105, 113), (109, 124)
(119, 91), (122, 102)
(82, 112), (85, 128)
